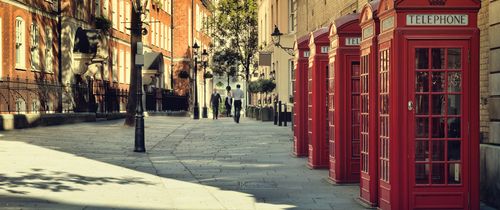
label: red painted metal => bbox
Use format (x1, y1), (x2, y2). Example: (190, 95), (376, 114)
(293, 35), (311, 157)
(328, 14), (362, 184)
(358, 0), (381, 206)
(307, 27), (330, 169)
(371, 0), (480, 209)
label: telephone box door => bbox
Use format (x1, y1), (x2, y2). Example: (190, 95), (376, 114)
(408, 40), (470, 209)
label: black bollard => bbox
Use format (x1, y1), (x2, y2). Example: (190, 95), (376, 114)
(278, 101), (282, 126)
(274, 101), (278, 125)
(284, 104), (287, 127)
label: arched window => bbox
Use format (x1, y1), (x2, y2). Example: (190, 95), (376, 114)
(45, 26), (53, 73)
(31, 22), (40, 70)
(15, 17), (26, 69)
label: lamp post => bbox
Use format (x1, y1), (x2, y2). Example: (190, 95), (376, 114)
(271, 25), (295, 56)
(192, 42), (200, 119)
(201, 49), (209, 118)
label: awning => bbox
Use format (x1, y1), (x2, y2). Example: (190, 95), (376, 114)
(73, 28), (100, 54)
(143, 52), (164, 73)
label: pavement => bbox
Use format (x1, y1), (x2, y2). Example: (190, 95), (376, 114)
(0, 116), (362, 210)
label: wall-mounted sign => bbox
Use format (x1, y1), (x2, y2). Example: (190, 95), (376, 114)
(406, 14), (468, 26)
(321, 46), (330, 54)
(304, 51), (310, 58)
(345, 37), (361, 46)
(362, 26), (374, 40)
(382, 16), (395, 32)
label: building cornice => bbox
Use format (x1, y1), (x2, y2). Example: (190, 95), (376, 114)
(1, 0), (57, 20)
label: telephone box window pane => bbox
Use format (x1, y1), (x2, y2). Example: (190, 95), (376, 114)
(416, 94), (429, 114)
(448, 95), (461, 115)
(431, 141), (445, 161)
(431, 95), (445, 115)
(447, 48), (462, 69)
(416, 118), (429, 138)
(447, 140), (461, 161)
(448, 72), (461, 92)
(448, 163), (461, 184)
(432, 117), (445, 138)
(431, 48), (445, 69)
(416, 48), (429, 69)
(415, 140), (429, 161)
(416, 72), (429, 92)
(448, 118), (461, 138)
(416, 163), (430, 184)
(431, 163), (445, 184)
(431, 72), (445, 92)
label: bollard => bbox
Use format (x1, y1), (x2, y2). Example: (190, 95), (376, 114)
(274, 101), (278, 125)
(278, 101), (282, 126)
(284, 104), (287, 127)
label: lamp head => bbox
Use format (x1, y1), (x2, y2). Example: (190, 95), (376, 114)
(271, 25), (283, 46)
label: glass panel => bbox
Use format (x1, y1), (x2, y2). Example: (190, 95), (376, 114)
(432, 117), (445, 138)
(415, 163), (430, 184)
(431, 141), (445, 161)
(448, 95), (461, 115)
(448, 118), (461, 138)
(448, 72), (461, 92)
(415, 140), (429, 161)
(431, 48), (445, 69)
(415, 48), (429, 69)
(431, 163), (445, 184)
(447, 48), (462, 69)
(416, 72), (429, 93)
(416, 95), (429, 115)
(431, 72), (445, 92)
(431, 95), (445, 115)
(448, 163), (461, 184)
(416, 118), (429, 138)
(447, 140), (461, 161)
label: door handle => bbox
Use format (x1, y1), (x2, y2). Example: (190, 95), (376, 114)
(408, 100), (414, 111)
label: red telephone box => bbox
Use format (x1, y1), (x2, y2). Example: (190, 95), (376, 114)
(358, 0), (381, 206)
(307, 27), (330, 169)
(372, 0), (480, 209)
(327, 14), (361, 183)
(293, 35), (311, 157)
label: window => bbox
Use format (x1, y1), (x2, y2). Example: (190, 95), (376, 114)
(119, 50), (125, 83)
(167, 26), (171, 51)
(45, 26), (53, 73)
(31, 23), (40, 70)
(160, 23), (163, 49)
(196, 4), (200, 31)
(289, 59), (294, 97)
(125, 3), (130, 34)
(126, 51), (130, 84)
(15, 17), (26, 69)
(119, 0), (125, 32)
(288, 0), (296, 33)
(103, 0), (108, 17)
(95, 0), (101, 17)
(112, 48), (118, 82)
(0, 17), (2, 77)
(166, 0), (171, 14)
(112, 0), (117, 29)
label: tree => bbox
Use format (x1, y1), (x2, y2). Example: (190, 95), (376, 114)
(211, 48), (239, 86)
(206, 0), (258, 105)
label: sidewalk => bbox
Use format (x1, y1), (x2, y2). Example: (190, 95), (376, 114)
(0, 116), (361, 210)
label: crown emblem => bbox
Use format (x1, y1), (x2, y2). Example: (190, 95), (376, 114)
(429, 0), (446, 6)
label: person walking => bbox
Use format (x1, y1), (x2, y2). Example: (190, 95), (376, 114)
(210, 90), (222, 119)
(224, 91), (232, 117)
(232, 84), (244, 123)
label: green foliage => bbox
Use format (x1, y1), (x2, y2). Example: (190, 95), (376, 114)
(216, 81), (224, 87)
(259, 79), (276, 93)
(207, 0), (259, 82)
(204, 71), (214, 79)
(248, 80), (261, 93)
(95, 16), (112, 32)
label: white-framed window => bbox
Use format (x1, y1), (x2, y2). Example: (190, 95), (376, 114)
(289, 59), (294, 97)
(166, 26), (171, 51)
(95, 0), (101, 17)
(31, 22), (40, 71)
(119, 0), (125, 32)
(196, 4), (200, 31)
(15, 17), (26, 69)
(125, 3), (130, 34)
(125, 51), (130, 84)
(0, 17), (2, 78)
(155, 19), (159, 46)
(166, 0), (171, 14)
(151, 17), (155, 46)
(160, 23), (163, 49)
(119, 49), (125, 83)
(112, 0), (117, 29)
(288, 0), (296, 33)
(103, 0), (109, 18)
(112, 48), (118, 82)
(188, 8), (192, 46)
(45, 26), (53, 73)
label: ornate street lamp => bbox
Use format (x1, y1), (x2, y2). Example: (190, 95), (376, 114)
(192, 42), (200, 119)
(271, 25), (295, 56)
(201, 49), (209, 118)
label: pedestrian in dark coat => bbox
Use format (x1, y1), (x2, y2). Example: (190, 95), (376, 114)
(210, 90), (222, 119)
(225, 93), (232, 117)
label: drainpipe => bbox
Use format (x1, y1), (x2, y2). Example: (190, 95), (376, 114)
(171, 0), (174, 90)
(57, 0), (63, 113)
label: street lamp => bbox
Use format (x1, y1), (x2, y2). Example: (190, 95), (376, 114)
(271, 25), (295, 56)
(201, 49), (209, 118)
(192, 42), (200, 119)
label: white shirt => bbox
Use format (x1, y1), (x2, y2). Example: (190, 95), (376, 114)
(232, 88), (244, 100)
